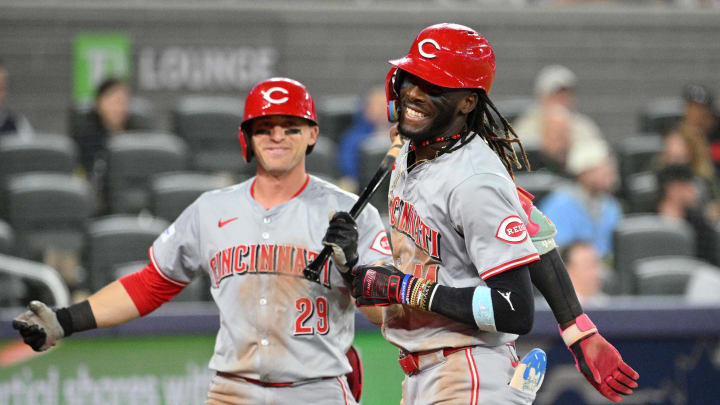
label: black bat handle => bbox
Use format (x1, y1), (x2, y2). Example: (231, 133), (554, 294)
(302, 153), (397, 282)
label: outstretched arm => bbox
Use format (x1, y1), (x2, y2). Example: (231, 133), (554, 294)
(527, 202), (639, 402)
(13, 261), (183, 351)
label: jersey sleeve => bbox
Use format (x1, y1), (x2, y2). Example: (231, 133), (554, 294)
(355, 204), (393, 265)
(150, 198), (204, 285)
(449, 174), (540, 280)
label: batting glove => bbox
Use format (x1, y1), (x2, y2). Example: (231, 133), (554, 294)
(322, 211), (359, 277)
(12, 300), (66, 352)
(351, 264), (406, 306)
(560, 314), (639, 402)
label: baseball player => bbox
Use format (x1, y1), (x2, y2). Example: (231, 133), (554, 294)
(350, 23), (638, 404)
(12, 77), (391, 405)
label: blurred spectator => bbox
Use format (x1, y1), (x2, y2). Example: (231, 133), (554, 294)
(337, 85), (393, 192)
(560, 241), (608, 306)
(540, 138), (622, 257)
(71, 78), (131, 210)
(676, 84), (720, 171)
(659, 124), (720, 219)
(531, 104), (573, 176)
(0, 59), (33, 137)
(513, 64), (603, 149)
(655, 164), (719, 265)
(72, 78), (131, 175)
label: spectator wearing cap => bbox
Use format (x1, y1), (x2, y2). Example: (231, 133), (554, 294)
(0, 59), (33, 137)
(655, 164), (719, 266)
(539, 138), (622, 257)
(513, 64), (604, 150)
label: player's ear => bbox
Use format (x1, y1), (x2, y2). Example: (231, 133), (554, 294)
(307, 125), (319, 146)
(459, 91), (478, 115)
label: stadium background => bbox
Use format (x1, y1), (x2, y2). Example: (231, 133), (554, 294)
(1, 1), (720, 404)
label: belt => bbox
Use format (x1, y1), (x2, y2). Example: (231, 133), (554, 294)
(216, 371), (333, 387)
(398, 346), (476, 376)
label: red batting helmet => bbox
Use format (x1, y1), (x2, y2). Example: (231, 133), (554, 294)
(385, 23), (496, 122)
(239, 77), (318, 162)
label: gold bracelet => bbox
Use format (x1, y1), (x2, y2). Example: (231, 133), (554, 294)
(410, 278), (424, 309)
(420, 281), (436, 311)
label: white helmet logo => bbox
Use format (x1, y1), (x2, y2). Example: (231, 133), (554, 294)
(262, 87), (289, 104)
(418, 39), (441, 59)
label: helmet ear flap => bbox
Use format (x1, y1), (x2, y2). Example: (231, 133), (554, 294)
(238, 125), (253, 162)
(385, 68), (401, 123)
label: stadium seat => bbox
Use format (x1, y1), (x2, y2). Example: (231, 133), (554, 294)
(616, 134), (663, 200)
(612, 214), (695, 294)
(316, 94), (360, 144)
(638, 97), (684, 135)
(150, 172), (232, 222)
(0, 133), (77, 177)
(6, 173), (96, 259)
(514, 171), (571, 206)
(624, 171), (659, 213)
(85, 214), (169, 291)
(171, 96), (249, 174)
(106, 132), (189, 214)
(306, 137), (339, 180)
(633, 255), (712, 296)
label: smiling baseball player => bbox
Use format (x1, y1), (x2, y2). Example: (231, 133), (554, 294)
(351, 23), (638, 405)
(13, 77), (391, 405)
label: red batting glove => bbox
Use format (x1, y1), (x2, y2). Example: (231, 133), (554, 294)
(560, 314), (640, 402)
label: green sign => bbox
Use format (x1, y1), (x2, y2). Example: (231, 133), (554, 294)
(72, 33), (131, 104)
(0, 332), (404, 405)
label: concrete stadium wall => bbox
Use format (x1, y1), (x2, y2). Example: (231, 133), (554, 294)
(1, 1), (719, 143)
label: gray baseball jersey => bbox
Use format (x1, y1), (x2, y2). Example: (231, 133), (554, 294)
(151, 175), (391, 382)
(383, 134), (540, 353)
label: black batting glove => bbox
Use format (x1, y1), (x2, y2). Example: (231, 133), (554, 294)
(351, 264), (406, 306)
(322, 211), (359, 277)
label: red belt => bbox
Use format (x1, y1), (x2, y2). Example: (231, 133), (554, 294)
(398, 346), (475, 376)
(216, 371), (333, 387)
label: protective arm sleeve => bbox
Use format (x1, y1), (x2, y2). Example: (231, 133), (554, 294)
(430, 265), (534, 334)
(528, 248), (583, 325)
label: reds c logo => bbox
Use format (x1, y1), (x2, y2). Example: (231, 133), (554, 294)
(418, 38), (441, 59)
(262, 87), (289, 104)
(370, 231), (392, 256)
(495, 216), (528, 244)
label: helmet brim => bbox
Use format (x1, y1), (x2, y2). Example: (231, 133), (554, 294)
(389, 57), (470, 90)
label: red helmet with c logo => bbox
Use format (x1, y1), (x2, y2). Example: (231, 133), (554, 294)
(239, 77), (318, 162)
(385, 23), (496, 122)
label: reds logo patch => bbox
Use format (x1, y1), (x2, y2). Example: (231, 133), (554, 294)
(495, 216), (528, 244)
(370, 231), (392, 256)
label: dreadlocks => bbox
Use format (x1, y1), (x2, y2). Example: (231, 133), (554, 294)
(448, 90), (531, 178)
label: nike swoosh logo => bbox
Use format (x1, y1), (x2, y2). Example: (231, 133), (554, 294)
(218, 217), (238, 228)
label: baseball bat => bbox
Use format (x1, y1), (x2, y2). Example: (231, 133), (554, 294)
(303, 132), (404, 282)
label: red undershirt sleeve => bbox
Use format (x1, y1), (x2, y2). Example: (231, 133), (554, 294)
(119, 261), (185, 316)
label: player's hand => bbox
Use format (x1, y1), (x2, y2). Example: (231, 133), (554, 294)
(561, 315), (639, 402)
(322, 211), (359, 276)
(12, 300), (66, 352)
(351, 264), (405, 306)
